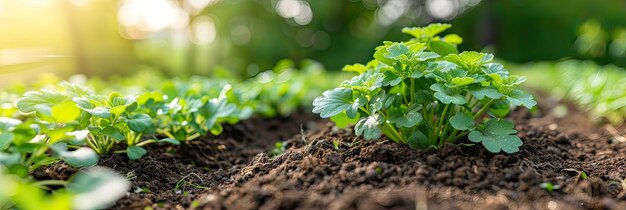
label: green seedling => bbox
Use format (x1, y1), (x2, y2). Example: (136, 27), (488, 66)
(16, 82), (158, 159)
(540, 182), (561, 192)
(139, 82), (246, 144)
(313, 23), (535, 153)
(332, 139), (340, 149)
(271, 141), (286, 157)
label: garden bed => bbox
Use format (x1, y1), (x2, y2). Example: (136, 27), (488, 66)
(34, 97), (626, 210)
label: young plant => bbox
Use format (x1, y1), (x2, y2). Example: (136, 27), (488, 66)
(139, 84), (241, 143)
(0, 166), (130, 210)
(516, 60), (626, 125)
(0, 118), (98, 177)
(15, 82), (158, 159)
(312, 24), (536, 153)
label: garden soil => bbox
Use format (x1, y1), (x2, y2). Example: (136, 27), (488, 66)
(36, 97), (626, 210)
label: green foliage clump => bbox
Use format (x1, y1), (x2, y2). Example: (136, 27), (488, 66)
(0, 166), (129, 210)
(313, 24), (536, 153)
(514, 60), (626, 125)
(0, 60), (348, 210)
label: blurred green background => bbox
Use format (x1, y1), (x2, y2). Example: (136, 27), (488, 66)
(1, 0), (625, 84)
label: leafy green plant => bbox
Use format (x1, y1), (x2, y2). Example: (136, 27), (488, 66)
(15, 82), (158, 159)
(514, 60), (626, 125)
(1, 116), (98, 177)
(312, 24), (536, 153)
(0, 166), (130, 210)
(240, 59), (350, 117)
(270, 141), (286, 157)
(139, 82), (243, 143)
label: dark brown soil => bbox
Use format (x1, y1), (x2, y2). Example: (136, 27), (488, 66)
(38, 97), (626, 210)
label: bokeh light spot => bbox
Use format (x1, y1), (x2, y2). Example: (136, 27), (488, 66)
(276, 0), (313, 25)
(189, 16), (217, 45)
(231, 25), (251, 45)
(426, 0), (457, 20)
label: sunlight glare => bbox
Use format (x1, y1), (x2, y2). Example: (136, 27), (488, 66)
(426, 0), (457, 19)
(118, 0), (179, 39)
(189, 16), (217, 45)
(276, 0), (313, 25)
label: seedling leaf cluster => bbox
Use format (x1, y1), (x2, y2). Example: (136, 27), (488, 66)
(0, 60), (346, 209)
(313, 24), (536, 153)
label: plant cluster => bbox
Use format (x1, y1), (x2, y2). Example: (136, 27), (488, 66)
(515, 60), (626, 125)
(0, 115), (129, 209)
(0, 166), (129, 210)
(0, 60), (347, 209)
(313, 24), (536, 153)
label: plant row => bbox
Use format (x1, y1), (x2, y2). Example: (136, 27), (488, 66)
(513, 60), (626, 125)
(0, 60), (346, 209)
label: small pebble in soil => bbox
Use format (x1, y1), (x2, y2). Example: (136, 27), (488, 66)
(426, 155), (442, 166)
(548, 123), (558, 130)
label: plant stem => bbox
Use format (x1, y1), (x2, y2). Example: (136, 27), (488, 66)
(136, 139), (156, 147)
(359, 107), (371, 115)
(32, 180), (68, 188)
(163, 131), (176, 140)
(410, 79), (415, 103)
(446, 130), (461, 143)
(186, 133), (201, 141)
(381, 123), (405, 143)
(437, 104), (456, 146)
(401, 82), (409, 104)
(447, 131), (470, 143)
(473, 99), (496, 119)
(25, 146), (49, 168)
(435, 104), (450, 133)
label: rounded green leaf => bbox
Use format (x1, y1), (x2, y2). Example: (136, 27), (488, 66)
(389, 105), (423, 128)
(384, 43), (410, 60)
(109, 105), (127, 117)
(449, 112), (475, 131)
(68, 167), (131, 210)
(450, 77), (476, 86)
(100, 126), (125, 141)
(443, 34), (463, 45)
(330, 111), (360, 128)
(0, 152), (21, 167)
(430, 84), (466, 105)
(16, 90), (67, 114)
(470, 87), (504, 100)
(60, 147), (99, 168)
(126, 114), (154, 133)
(312, 88), (358, 118)
(126, 146), (147, 160)
(157, 138), (181, 145)
(355, 114), (383, 140)
(402, 23), (451, 39)
(428, 40), (458, 56)
(468, 119), (522, 153)
(382, 70), (402, 86)
(506, 89), (537, 109)
(0, 132), (13, 150)
(489, 100), (511, 118)
(51, 100), (81, 123)
(415, 52), (440, 61)
(83, 107), (111, 119)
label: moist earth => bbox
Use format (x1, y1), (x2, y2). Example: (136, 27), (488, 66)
(36, 98), (626, 210)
